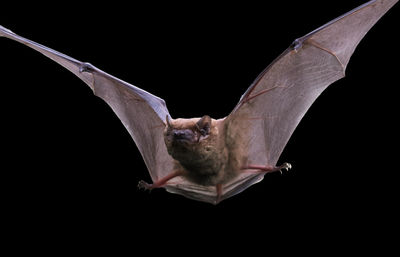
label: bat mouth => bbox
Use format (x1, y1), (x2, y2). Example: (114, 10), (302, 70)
(175, 139), (194, 145)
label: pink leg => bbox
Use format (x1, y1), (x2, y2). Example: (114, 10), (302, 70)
(138, 170), (184, 190)
(241, 162), (292, 174)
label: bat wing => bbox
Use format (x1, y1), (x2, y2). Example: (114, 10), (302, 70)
(221, 0), (398, 199)
(0, 25), (174, 183)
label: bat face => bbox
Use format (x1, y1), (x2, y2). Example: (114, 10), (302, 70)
(163, 116), (230, 186)
(164, 115), (211, 147)
(164, 116), (214, 163)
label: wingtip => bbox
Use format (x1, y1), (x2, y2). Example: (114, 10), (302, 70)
(0, 25), (14, 36)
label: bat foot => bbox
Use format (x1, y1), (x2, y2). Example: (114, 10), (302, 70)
(138, 170), (184, 192)
(137, 180), (156, 191)
(278, 162), (292, 174)
(241, 162), (292, 174)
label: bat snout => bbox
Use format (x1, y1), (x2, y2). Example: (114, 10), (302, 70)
(173, 129), (195, 142)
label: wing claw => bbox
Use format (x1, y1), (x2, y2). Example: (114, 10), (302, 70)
(79, 62), (95, 73)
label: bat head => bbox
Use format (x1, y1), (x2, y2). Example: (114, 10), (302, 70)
(164, 115), (215, 161)
(164, 115), (211, 147)
(164, 116), (227, 185)
(164, 116), (228, 186)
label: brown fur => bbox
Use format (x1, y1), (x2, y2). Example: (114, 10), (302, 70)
(164, 117), (242, 186)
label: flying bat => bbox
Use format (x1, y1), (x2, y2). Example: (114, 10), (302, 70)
(1, 0), (397, 204)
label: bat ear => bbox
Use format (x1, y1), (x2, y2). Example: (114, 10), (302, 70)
(196, 115), (211, 136)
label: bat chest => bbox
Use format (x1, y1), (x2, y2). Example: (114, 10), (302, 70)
(172, 144), (229, 186)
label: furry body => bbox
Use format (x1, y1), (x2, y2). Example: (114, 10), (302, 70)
(164, 118), (242, 186)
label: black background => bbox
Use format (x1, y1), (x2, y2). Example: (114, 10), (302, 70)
(1, 0), (398, 253)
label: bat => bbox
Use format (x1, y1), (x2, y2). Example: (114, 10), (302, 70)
(1, 0), (397, 205)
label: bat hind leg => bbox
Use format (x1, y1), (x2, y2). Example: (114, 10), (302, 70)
(241, 162), (292, 174)
(138, 170), (184, 191)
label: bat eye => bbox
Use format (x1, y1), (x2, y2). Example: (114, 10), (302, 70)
(196, 115), (211, 136)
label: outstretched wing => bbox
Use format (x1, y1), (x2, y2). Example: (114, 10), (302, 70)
(0, 25), (174, 182)
(222, 0), (398, 197)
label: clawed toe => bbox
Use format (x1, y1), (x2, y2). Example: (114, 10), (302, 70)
(137, 180), (153, 191)
(278, 162), (292, 174)
(242, 162), (292, 174)
(280, 162), (292, 172)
